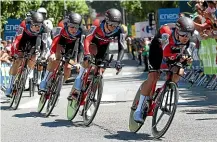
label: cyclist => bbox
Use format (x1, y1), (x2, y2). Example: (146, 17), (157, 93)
(36, 7), (53, 85)
(39, 12), (86, 91)
(5, 12), (45, 97)
(133, 17), (195, 123)
(68, 8), (126, 100)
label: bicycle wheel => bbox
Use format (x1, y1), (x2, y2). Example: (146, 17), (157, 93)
(12, 69), (28, 110)
(83, 77), (103, 126)
(67, 92), (82, 121)
(9, 75), (19, 107)
(37, 91), (47, 113)
(152, 82), (179, 139)
(67, 77), (91, 121)
(129, 83), (144, 133)
(30, 69), (37, 97)
(45, 75), (63, 117)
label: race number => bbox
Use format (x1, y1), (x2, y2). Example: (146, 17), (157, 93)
(86, 26), (96, 37)
(160, 33), (170, 50)
(16, 26), (24, 36)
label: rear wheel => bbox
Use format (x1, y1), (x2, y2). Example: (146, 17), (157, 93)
(37, 91), (47, 113)
(129, 83), (144, 133)
(67, 93), (82, 121)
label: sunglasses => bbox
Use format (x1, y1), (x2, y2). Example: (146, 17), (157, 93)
(106, 21), (119, 27)
(177, 30), (192, 38)
(31, 22), (42, 28)
(68, 23), (79, 29)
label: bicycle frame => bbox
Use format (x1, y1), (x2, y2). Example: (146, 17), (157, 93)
(146, 70), (176, 116)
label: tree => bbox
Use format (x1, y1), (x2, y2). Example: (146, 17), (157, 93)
(121, 1), (179, 24)
(1, 0), (89, 35)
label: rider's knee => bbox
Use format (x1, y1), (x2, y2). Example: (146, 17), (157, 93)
(148, 72), (159, 83)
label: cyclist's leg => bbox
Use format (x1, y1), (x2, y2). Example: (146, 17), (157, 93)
(68, 43), (99, 99)
(39, 45), (61, 91)
(5, 52), (23, 96)
(25, 54), (37, 89)
(172, 67), (184, 84)
(134, 41), (163, 123)
(64, 59), (76, 82)
(37, 65), (44, 85)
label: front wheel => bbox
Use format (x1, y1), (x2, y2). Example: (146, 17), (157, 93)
(82, 77), (103, 126)
(45, 75), (63, 117)
(152, 82), (179, 139)
(11, 69), (28, 110)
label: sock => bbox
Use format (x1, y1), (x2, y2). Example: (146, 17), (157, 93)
(37, 71), (43, 84)
(135, 95), (149, 112)
(28, 69), (34, 79)
(42, 70), (52, 82)
(77, 66), (86, 79)
(8, 75), (15, 89)
(74, 66), (86, 91)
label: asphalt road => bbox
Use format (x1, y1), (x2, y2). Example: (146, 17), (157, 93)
(1, 69), (217, 142)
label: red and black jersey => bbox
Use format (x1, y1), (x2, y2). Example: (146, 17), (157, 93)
(50, 23), (86, 54)
(11, 20), (44, 56)
(154, 25), (189, 60)
(84, 20), (126, 59)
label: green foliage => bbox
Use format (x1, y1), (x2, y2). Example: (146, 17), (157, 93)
(121, 1), (178, 24)
(1, 0), (89, 34)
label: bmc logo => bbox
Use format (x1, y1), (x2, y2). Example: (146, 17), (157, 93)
(160, 14), (179, 20)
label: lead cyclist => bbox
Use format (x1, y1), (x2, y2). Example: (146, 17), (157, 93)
(134, 17), (195, 123)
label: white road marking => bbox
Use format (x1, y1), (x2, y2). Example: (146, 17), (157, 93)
(19, 98), (40, 109)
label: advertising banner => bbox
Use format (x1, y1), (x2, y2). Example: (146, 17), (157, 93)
(199, 38), (217, 74)
(158, 8), (180, 26)
(4, 19), (21, 41)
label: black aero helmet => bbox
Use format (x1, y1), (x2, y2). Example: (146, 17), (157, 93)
(68, 12), (82, 25)
(105, 8), (122, 23)
(176, 17), (195, 33)
(31, 12), (44, 23)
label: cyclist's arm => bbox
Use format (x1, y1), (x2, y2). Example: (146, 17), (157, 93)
(11, 21), (25, 56)
(40, 32), (49, 58)
(50, 27), (62, 54)
(163, 45), (179, 60)
(117, 29), (126, 62)
(76, 26), (86, 63)
(84, 25), (97, 55)
(194, 19), (212, 31)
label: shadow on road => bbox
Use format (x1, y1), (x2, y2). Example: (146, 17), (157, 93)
(177, 84), (217, 115)
(41, 119), (84, 128)
(0, 106), (11, 110)
(104, 131), (157, 141)
(12, 112), (54, 118)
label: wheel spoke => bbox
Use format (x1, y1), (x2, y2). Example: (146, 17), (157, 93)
(153, 110), (164, 127)
(169, 89), (174, 112)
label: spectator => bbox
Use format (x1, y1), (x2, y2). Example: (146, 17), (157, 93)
(136, 38), (143, 66)
(131, 38), (137, 60)
(142, 38), (150, 72)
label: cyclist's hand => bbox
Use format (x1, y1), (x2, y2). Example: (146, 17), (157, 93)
(180, 55), (188, 63)
(83, 54), (91, 61)
(115, 61), (122, 71)
(186, 57), (193, 64)
(49, 54), (56, 61)
(13, 54), (19, 60)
